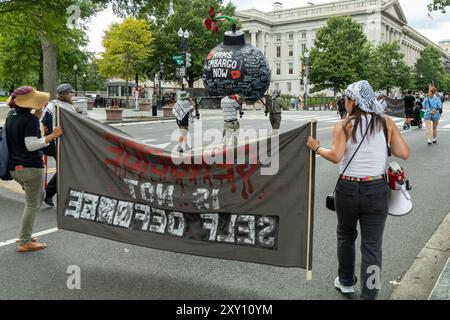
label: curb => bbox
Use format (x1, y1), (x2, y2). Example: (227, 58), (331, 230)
(390, 211), (450, 300)
(101, 116), (175, 125)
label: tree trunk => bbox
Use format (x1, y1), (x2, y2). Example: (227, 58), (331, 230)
(124, 51), (131, 108)
(188, 77), (194, 88)
(135, 73), (139, 89)
(38, 44), (44, 91)
(40, 35), (57, 99)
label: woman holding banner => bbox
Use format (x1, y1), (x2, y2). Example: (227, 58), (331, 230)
(306, 80), (409, 300)
(5, 87), (63, 253)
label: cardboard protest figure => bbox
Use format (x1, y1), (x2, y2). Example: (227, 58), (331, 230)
(203, 8), (271, 101)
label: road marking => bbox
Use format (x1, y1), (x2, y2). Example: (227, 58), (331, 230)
(0, 227), (58, 248)
(141, 139), (156, 143)
(151, 143), (171, 149)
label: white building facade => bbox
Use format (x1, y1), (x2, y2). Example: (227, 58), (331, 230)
(236, 0), (448, 96)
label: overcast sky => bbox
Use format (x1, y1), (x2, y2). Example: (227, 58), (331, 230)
(86, 0), (449, 53)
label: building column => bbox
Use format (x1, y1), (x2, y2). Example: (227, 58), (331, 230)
(258, 31), (265, 50)
(251, 30), (257, 47)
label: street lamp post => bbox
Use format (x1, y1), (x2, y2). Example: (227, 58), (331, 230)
(304, 52), (310, 108)
(178, 28), (190, 91)
(83, 73), (86, 97)
(73, 64), (78, 96)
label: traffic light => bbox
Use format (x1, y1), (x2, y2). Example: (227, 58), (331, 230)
(185, 52), (192, 68)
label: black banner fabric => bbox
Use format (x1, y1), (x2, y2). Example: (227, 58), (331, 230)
(384, 97), (406, 118)
(57, 109), (315, 269)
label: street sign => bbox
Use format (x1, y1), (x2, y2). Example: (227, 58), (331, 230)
(172, 55), (184, 65)
(176, 67), (186, 77)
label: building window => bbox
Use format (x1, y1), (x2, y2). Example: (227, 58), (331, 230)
(276, 34), (281, 42)
(288, 63), (293, 75)
(301, 43), (307, 54)
(276, 46), (281, 58)
(301, 31), (307, 39)
(289, 45), (293, 57)
(288, 33), (294, 41)
(276, 63), (281, 75)
(287, 82), (292, 92)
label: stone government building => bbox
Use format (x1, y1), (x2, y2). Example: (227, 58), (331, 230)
(235, 0), (449, 97)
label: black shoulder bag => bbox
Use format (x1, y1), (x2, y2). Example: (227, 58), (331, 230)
(326, 117), (373, 211)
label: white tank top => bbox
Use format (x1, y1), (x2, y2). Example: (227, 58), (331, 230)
(339, 114), (388, 177)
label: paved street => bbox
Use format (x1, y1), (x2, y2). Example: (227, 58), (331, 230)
(1, 109), (450, 299)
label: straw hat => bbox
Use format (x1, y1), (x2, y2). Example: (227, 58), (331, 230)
(6, 86), (50, 110)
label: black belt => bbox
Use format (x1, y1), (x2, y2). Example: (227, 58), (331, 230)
(224, 119), (238, 122)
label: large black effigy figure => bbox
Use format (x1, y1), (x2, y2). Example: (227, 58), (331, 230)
(203, 29), (271, 100)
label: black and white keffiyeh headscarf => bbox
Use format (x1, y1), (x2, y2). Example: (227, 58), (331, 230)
(344, 80), (385, 115)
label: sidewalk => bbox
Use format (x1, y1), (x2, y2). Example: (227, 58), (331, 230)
(390, 211), (450, 300)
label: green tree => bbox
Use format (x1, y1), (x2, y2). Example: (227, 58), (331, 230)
(98, 18), (153, 107)
(0, 0), (107, 97)
(372, 42), (412, 95)
(308, 16), (371, 100)
(0, 25), (90, 93)
(139, 0), (235, 88)
(428, 0), (450, 13)
(440, 73), (450, 93)
(414, 46), (445, 91)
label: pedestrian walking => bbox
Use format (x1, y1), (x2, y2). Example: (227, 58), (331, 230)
(422, 85), (443, 145)
(337, 96), (346, 119)
(221, 90), (243, 147)
(377, 93), (387, 109)
(265, 89), (287, 135)
(41, 84), (79, 207)
(172, 92), (194, 153)
(306, 80), (409, 300)
(5, 86), (63, 252)
(403, 90), (415, 130)
(290, 96), (296, 110)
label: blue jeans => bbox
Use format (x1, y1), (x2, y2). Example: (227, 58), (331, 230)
(335, 178), (389, 300)
(423, 111), (441, 122)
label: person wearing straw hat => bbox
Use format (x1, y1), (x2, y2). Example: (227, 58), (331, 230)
(306, 80), (409, 300)
(5, 87), (63, 253)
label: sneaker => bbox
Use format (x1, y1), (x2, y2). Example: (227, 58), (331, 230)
(17, 241), (47, 253)
(334, 277), (355, 294)
(427, 139), (433, 145)
(16, 237), (37, 243)
(432, 139), (437, 144)
(44, 195), (54, 207)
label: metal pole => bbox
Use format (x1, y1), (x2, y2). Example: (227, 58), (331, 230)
(182, 38), (186, 91)
(305, 60), (309, 108)
(74, 71), (77, 96)
(159, 76), (162, 108)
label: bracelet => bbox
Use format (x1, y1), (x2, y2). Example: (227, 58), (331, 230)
(315, 146), (321, 153)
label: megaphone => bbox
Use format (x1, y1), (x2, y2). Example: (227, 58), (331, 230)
(387, 161), (412, 217)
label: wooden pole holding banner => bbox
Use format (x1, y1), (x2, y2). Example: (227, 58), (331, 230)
(44, 155), (48, 188)
(306, 120), (317, 281)
(56, 105), (60, 210)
